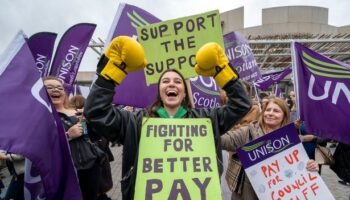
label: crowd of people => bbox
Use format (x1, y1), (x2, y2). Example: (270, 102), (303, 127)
(0, 36), (349, 200)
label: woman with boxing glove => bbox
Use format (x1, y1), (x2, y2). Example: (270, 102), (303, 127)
(84, 36), (251, 200)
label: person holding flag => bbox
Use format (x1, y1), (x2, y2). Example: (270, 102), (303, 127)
(43, 76), (102, 199)
(84, 36), (251, 199)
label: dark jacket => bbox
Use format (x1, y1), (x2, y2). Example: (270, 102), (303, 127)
(330, 142), (350, 182)
(84, 77), (251, 200)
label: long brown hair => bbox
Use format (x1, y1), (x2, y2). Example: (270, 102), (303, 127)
(148, 69), (192, 116)
(258, 97), (290, 133)
(42, 76), (71, 109)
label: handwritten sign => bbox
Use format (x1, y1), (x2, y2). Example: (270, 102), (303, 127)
(134, 118), (222, 200)
(137, 10), (224, 85)
(236, 124), (334, 200)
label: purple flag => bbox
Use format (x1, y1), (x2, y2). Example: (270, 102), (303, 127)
(71, 82), (82, 96)
(293, 42), (350, 144)
(254, 67), (292, 91)
(190, 76), (221, 108)
(105, 3), (160, 107)
(224, 32), (261, 82)
(274, 84), (282, 98)
(50, 23), (96, 94)
(28, 32), (57, 77)
(106, 3), (221, 108)
(0, 31), (82, 199)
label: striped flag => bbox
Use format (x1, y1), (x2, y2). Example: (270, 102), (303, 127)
(292, 42), (350, 144)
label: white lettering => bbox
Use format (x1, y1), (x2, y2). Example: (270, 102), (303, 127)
(332, 82), (350, 104)
(58, 45), (79, 82)
(308, 75), (350, 105)
(308, 75), (331, 100)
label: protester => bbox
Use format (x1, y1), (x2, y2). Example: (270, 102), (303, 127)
(84, 36), (251, 199)
(69, 94), (86, 112)
(330, 142), (350, 186)
(69, 95), (113, 200)
(43, 76), (100, 200)
(0, 151), (25, 200)
(295, 119), (331, 175)
(286, 90), (298, 121)
(0, 179), (3, 199)
(221, 98), (320, 200)
(219, 81), (260, 199)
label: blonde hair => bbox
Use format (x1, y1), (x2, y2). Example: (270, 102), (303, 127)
(258, 97), (290, 133)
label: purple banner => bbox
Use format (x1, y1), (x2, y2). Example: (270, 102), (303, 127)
(28, 32), (57, 77)
(50, 23), (96, 94)
(274, 84), (282, 98)
(237, 124), (300, 169)
(224, 31), (261, 82)
(71, 82), (82, 96)
(190, 76), (221, 108)
(105, 3), (160, 107)
(0, 32), (82, 199)
(254, 67), (292, 91)
(106, 3), (221, 108)
(293, 42), (350, 144)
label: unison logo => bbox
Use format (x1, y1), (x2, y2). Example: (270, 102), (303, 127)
(127, 10), (150, 29)
(302, 51), (350, 105)
(241, 135), (292, 162)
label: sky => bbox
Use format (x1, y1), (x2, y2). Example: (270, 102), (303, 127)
(1, 0), (350, 71)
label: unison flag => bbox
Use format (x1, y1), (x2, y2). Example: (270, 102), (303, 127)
(0, 31), (82, 199)
(50, 23), (96, 94)
(274, 84), (282, 98)
(224, 31), (261, 82)
(254, 67), (292, 91)
(105, 3), (160, 108)
(292, 42), (350, 144)
(190, 76), (221, 108)
(28, 32), (57, 77)
(106, 3), (221, 108)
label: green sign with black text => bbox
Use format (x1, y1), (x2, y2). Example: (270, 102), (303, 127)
(134, 118), (222, 200)
(137, 10), (224, 85)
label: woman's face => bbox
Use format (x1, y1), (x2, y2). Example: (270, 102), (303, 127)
(263, 102), (284, 130)
(44, 79), (65, 107)
(159, 71), (186, 109)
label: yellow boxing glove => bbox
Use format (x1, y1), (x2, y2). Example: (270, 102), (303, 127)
(97, 36), (147, 84)
(195, 42), (238, 88)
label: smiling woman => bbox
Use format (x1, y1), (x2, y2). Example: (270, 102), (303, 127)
(221, 97), (319, 200)
(84, 36), (252, 199)
(42, 76), (103, 200)
(149, 69), (191, 117)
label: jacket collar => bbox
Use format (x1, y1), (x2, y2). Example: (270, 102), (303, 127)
(156, 106), (187, 118)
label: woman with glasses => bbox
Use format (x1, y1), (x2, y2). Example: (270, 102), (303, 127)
(43, 76), (101, 200)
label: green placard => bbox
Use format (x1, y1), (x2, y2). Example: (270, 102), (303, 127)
(134, 118), (222, 200)
(137, 10), (224, 86)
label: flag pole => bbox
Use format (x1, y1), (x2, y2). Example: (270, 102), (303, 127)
(253, 83), (262, 112)
(291, 41), (300, 119)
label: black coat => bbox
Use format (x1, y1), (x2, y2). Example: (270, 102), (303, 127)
(84, 77), (251, 200)
(331, 143), (350, 182)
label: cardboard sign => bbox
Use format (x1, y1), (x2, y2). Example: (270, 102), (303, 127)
(137, 10), (224, 85)
(134, 118), (222, 200)
(236, 124), (334, 200)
